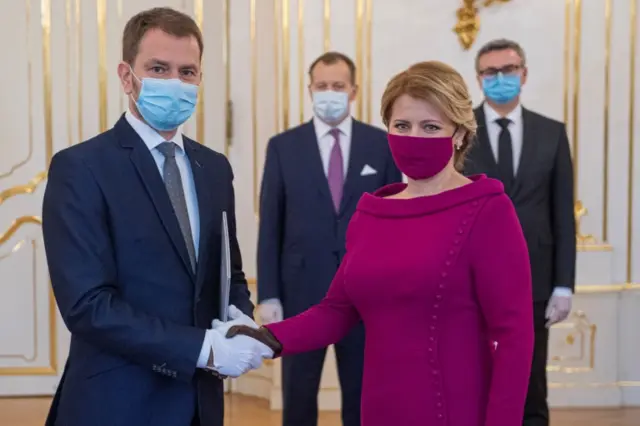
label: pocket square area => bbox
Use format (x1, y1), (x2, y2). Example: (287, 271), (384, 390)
(360, 165), (378, 176)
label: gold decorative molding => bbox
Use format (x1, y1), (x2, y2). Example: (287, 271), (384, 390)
(574, 200), (604, 247)
(0, 171), (47, 207)
(453, 0), (512, 50)
(0, 216), (43, 246)
(547, 310), (596, 374)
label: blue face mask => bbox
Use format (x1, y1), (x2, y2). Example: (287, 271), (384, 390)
(131, 69), (199, 132)
(482, 74), (521, 104)
(312, 90), (349, 123)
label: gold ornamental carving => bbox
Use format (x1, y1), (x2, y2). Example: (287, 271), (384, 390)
(574, 200), (596, 244)
(547, 310), (596, 374)
(454, 0), (512, 50)
(0, 171), (47, 207)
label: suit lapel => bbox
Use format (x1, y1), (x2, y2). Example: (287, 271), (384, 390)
(339, 121), (367, 216)
(184, 139), (215, 294)
(473, 106), (499, 176)
(300, 121), (335, 210)
(115, 116), (196, 281)
(512, 108), (539, 198)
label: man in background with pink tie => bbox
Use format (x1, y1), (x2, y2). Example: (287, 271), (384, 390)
(257, 51), (401, 426)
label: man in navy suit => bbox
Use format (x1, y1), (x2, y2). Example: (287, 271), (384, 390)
(257, 51), (402, 426)
(42, 8), (269, 426)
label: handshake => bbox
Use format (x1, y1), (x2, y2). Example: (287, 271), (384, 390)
(203, 305), (282, 378)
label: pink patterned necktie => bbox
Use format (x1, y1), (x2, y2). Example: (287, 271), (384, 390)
(327, 128), (344, 212)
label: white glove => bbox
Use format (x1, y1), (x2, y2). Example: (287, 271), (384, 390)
(205, 329), (258, 377)
(545, 293), (572, 328)
(258, 299), (283, 325)
(212, 305), (273, 366)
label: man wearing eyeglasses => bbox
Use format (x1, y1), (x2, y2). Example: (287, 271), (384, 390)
(465, 39), (576, 426)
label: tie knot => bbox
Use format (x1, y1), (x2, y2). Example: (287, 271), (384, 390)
(157, 141), (177, 158)
(495, 118), (511, 130)
(329, 128), (340, 140)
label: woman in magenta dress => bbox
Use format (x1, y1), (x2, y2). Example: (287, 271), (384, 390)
(229, 61), (534, 426)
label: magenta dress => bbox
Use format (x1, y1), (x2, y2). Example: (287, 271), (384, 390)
(266, 175), (534, 426)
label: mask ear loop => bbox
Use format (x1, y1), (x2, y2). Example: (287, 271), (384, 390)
(128, 65), (143, 104)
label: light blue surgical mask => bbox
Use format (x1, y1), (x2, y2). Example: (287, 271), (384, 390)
(131, 68), (199, 131)
(482, 74), (521, 104)
(312, 90), (349, 123)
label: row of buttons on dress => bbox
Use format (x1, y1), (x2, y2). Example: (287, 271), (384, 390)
(429, 200), (480, 423)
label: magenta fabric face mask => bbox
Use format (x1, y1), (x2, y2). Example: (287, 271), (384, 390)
(387, 133), (454, 180)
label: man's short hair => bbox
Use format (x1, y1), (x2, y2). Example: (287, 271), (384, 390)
(475, 39), (526, 72)
(122, 7), (204, 65)
(308, 51), (357, 85)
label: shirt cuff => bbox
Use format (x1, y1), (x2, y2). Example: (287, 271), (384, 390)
(552, 287), (573, 298)
(196, 329), (213, 369)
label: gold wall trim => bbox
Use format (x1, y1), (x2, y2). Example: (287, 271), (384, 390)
(547, 311), (596, 373)
(575, 283), (640, 293)
(0, 239), (58, 376)
(251, 0), (258, 213)
(65, 0), (73, 147)
(0, 172), (47, 207)
(194, 0), (204, 144)
(627, 0), (637, 284)
(0, 217), (41, 255)
(355, 0), (364, 121)
(0, 0), (34, 180)
(571, 0), (582, 195)
(75, 0), (83, 143)
(576, 242), (613, 252)
(223, 0), (231, 156)
(96, 0), (107, 133)
(562, 0), (571, 126)
(297, 0), (305, 125)
(0, 240), (38, 363)
(274, 0), (281, 134)
(323, 0), (330, 52)
(42, 0), (53, 166)
(282, 0), (290, 130)
(365, 0), (372, 124)
(117, 0), (124, 113)
(602, 0), (612, 242)
(548, 381), (640, 389)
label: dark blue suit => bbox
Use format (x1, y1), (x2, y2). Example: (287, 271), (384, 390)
(42, 115), (253, 426)
(257, 119), (401, 426)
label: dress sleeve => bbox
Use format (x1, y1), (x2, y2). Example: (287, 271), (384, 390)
(470, 194), (534, 426)
(264, 218), (362, 356)
(264, 258), (360, 356)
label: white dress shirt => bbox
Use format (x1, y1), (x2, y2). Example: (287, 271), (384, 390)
(125, 112), (215, 368)
(313, 115), (352, 176)
(483, 103), (524, 175)
(482, 104), (572, 298)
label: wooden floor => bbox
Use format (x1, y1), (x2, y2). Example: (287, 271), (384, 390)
(0, 395), (638, 426)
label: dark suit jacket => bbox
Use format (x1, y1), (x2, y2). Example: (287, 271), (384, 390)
(42, 115), (253, 426)
(465, 105), (576, 302)
(257, 119), (402, 316)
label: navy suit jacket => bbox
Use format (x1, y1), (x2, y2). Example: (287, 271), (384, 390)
(257, 119), (402, 316)
(42, 115), (253, 426)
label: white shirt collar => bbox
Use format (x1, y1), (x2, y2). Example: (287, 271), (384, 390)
(483, 102), (523, 125)
(125, 110), (185, 153)
(313, 115), (353, 140)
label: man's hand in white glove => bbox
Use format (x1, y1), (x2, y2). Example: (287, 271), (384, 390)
(258, 299), (283, 325)
(211, 305), (274, 367)
(545, 289), (572, 328)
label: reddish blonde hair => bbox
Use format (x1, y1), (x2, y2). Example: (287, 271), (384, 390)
(381, 61), (477, 171)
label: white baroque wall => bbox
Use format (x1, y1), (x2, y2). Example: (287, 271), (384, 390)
(0, 0), (639, 409)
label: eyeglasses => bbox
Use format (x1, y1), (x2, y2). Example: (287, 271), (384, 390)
(477, 64), (523, 77)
